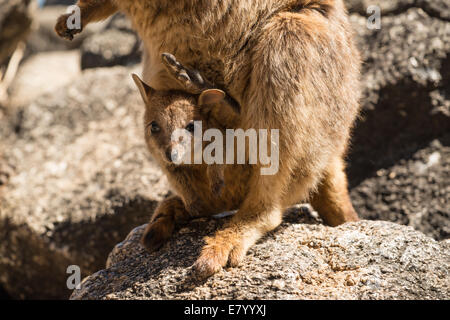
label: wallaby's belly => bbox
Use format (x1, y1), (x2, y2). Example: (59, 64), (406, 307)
(119, 0), (361, 214)
(114, 0), (293, 89)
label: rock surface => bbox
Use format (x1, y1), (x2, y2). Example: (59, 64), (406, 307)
(69, 0), (450, 300)
(8, 50), (81, 107)
(345, 0), (450, 21)
(346, 5), (450, 240)
(351, 136), (450, 241)
(348, 7), (450, 184)
(0, 0), (448, 300)
(0, 285), (10, 300)
(0, 66), (169, 299)
(71, 210), (450, 300)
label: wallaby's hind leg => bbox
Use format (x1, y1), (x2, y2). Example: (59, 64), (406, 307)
(55, 0), (117, 40)
(141, 196), (191, 252)
(310, 157), (359, 226)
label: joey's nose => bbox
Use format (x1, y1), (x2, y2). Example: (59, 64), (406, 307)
(165, 148), (178, 162)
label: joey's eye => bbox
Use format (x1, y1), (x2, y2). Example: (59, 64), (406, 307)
(185, 121), (195, 133)
(149, 121), (160, 133)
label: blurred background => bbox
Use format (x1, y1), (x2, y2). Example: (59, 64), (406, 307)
(0, 0), (448, 299)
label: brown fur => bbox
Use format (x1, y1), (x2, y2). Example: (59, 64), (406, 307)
(132, 75), (250, 252)
(56, 0), (361, 277)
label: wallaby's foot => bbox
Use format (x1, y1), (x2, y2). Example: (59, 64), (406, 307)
(141, 196), (190, 252)
(193, 229), (245, 278)
(161, 53), (211, 94)
(310, 157), (359, 226)
(161, 52), (240, 115)
(55, 13), (82, 40)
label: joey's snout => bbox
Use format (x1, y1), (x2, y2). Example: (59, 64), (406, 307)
(164, 142), (188, 164)
(162, 129), (194, 164)
(165, 147), (179, 163)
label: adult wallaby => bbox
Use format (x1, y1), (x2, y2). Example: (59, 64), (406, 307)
(56, 0), (361, 277)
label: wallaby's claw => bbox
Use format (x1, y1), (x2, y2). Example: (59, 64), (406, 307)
(64, 31), (74, 41)
(55, 13), (81, 41)
(162, 53), (182, 74)
(161, 52), (209, 93)
(161, 53), (177, 67)
(177, 71), (191, 83)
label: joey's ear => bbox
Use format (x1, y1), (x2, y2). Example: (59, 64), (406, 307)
(131, 73), (154, 105)
(198, 89), (226, 106)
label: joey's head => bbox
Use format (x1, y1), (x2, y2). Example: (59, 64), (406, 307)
(132, 74), (226, 166)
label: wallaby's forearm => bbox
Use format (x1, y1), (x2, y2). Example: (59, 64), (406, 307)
(55, 0), (117, 39)
(76, 0), (117, 26)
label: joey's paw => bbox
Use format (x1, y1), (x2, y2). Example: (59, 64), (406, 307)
(141, 218), (174, 252)
(55, 14), (82, 40)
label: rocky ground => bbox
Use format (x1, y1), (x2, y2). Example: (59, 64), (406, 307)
(347, 4), (450, 241)
(0, 0), (448, 299)
(71, 210), (450, 300)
